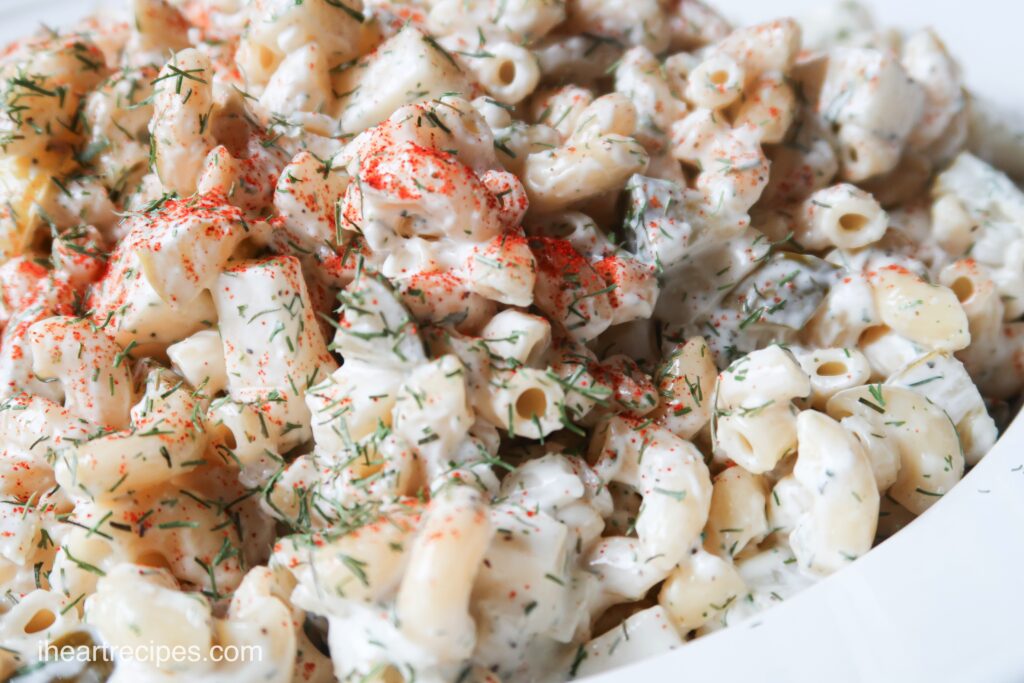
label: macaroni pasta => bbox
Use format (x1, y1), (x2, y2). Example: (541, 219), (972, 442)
(0, 1), (1018, 682)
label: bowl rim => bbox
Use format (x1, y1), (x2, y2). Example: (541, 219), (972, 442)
(1, 3), (1021, 682)
(585, 412), (1024, 682)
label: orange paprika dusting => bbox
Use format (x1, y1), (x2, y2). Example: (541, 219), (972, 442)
(528, 237), (591, 280)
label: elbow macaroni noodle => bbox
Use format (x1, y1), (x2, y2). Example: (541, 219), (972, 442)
(0, 1), (1018, 681)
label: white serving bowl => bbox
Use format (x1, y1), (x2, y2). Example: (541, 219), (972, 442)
(0, 1), (1020, 681)
(590, 414), (1024, 683)
(587, 2), (1024, 679)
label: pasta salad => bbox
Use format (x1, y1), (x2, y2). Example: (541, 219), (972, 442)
(0, 0), (1021, 681)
